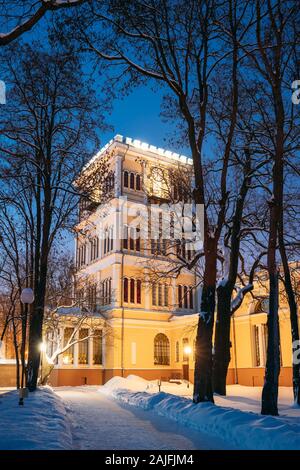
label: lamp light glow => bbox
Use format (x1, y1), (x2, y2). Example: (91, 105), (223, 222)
(183, 345), (192, 356)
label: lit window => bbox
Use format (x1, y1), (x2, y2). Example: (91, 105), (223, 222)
(93, 331), (102, 365)
(154, 333), (170, 365)
(78, 329), (89, 364)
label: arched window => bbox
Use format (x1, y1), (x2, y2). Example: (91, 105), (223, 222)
(124, 171), (129, 188)
(136, 174), (141, 190)
(123, 278), (128, 303)
(130, 278), (135, 303)
(154, 333), (170, 365)
(130, 172), (135, 189)
(136, 280), (141, 304)
(254, 298), (269, 314)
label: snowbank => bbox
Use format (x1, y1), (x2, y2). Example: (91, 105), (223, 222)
(0, 386), (72, 450)
(100, 376), (300, 450)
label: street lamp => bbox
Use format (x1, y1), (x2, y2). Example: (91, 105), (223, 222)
(19, 287), (34, 406)
(183, 345), (192, 388)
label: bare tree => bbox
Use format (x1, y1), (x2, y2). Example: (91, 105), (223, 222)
(0, 40), (106, 391)
(0, 1), (87, 46)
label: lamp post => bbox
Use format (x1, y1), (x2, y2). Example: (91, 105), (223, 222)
(19, 287), (34, 406)
(183, 345), (192, 388)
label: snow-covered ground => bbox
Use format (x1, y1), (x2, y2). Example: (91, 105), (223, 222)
(0, 387), (72, 450)
(1, 378), (299, 450)
(100, 375), (300, 450)
(55, 386), (232, 450)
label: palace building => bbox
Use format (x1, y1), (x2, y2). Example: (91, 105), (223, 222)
(0, 135), (298, 388)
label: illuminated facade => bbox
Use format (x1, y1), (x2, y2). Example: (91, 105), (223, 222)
(0, 135), (298, 388)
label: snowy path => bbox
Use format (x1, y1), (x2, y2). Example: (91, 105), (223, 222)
(55, 386), (232, 450)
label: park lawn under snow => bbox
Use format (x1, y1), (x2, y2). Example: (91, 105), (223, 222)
(100, 375), (300, 450)
(0, 386), (72, 450)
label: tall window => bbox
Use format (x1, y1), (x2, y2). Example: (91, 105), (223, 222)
(178, 285), (194, 309)
(123, 278), (142, 304)
(152, 283), (168, 308)
(164, 284), (168, 307)
(87, 285), (97, 311)
(78, 329), (89, 364)
(101, 278), (112, 305)
(124, 171), (129, 188)
(136, 174), (141, 190)
(182, 338), (189, 362)
(154, 333), (170, 365)
(178, 285), (182, 308)
(90, 237), (99, 262)
(136, 280), (141, 304)
(124, 278), (128, 303)
(93, 331), (102, 365)
(63, 328), (74, 365)
(130, 278), (135, 303)
(152, 283), (157, 306)
(104, 226), (113, 255)
(130, 172), (135, 189)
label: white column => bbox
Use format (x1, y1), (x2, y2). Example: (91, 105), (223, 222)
(88, 329), (93, 367)
(144, 274), (150, 310)
(73, 331), (79, 367)
(258, 325), (265, 367)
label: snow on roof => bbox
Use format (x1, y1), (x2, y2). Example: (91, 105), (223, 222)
(83, 134), (193, 171)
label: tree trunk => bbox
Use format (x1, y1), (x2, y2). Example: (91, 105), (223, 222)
(193, 238), (217, 403)
(27, 264), (48, 391)
(213, 286), (232, 395)
(261, 270), (280, 415)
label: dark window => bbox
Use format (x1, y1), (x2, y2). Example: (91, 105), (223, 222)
(136, 174), (141, 190)
(158, 284), (162, 306)
(130, 172), (135, 189)
(154, 333), (170, 365)
(136, 280), (141, 304)
(189, 288), (193, 309)
(178, 285), (182, 308)
(184, 286), (188, 309)
(124, 278), (128, 303)
(136, 228), (140, 251)
(124, 171), (129, 188)
(130, 278), (135, 303)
